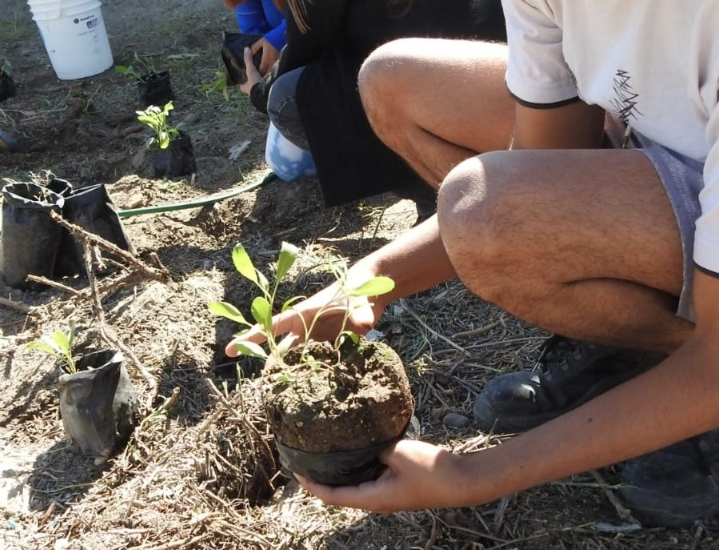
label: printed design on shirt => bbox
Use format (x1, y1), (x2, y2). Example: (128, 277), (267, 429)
(610, 70), (642, 124)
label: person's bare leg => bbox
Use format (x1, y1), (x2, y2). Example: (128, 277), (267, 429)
(358, 38), (513, 188)
(439, 149), (694, 353)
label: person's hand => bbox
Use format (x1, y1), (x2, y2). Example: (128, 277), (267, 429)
(223, 0), (246, 9)
(239, 47), (263, 95)
(295, 439), (468, 513)
(224, 262), (389, 357)
(251, 37), (280, 76)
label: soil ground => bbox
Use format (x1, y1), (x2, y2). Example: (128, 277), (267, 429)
(1, 1), (717, 549)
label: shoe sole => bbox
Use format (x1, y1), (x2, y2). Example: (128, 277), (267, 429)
(473, 365), (658, 434)
(618, 485), (719, 528)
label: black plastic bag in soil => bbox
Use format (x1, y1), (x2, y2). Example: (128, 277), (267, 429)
(47, 179), (135, 278)
(137, 70), (173, 108)
(0, 73), (16, 102)
(221, 31), (263, 86)
(58, 349), (138, 462)
(151, 131), (197, 178)
(1, 182), (64, 290)
(275, 416), (420, 486)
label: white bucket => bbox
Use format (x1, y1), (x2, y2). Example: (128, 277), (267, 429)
(28, 0), (113, 80)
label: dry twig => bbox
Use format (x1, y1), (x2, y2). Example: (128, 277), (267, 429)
(50, 210), (171, 283)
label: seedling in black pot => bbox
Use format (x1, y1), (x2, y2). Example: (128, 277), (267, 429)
(208, 242), (417, 486)
(116, 53), (173, 108)
(136, 101), (197, 179)
(28, 326), (139, 464)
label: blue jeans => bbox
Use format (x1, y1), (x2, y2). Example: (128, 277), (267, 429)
(267, 66), (310, 151)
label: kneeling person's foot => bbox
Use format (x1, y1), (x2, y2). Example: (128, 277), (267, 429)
(619, 430), (719, 528)
(473, 335), (664, 433)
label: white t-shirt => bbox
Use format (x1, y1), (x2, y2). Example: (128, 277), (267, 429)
(501, 0), (719, 275)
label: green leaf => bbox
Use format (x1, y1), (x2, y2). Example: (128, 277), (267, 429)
(256, 270), (270, 293)
(232, 244), (258, 284)
(207, 302), (251, 325)
(339, 331), (360, 346)
(251, 296), (272, 327)
(280, 295), (304, 312)
(51, 330), (71, 354)
(158, 130), (171, 149)
(230, 341), (267, 359)
(276, 242), (299, 283)
(274, 371), (292, 383)
(27, 339), (60, 356)
(348, 276), (395, 297)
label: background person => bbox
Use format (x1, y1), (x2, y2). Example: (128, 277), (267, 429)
(239, 0), (506, 216)
(224, 0), (286, 75)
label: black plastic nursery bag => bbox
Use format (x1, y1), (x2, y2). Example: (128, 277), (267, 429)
(47, 178), (135, 278)
(58, 349), (138, 461)
(221, 31), (264, 86)
(1, 182), (64, 290)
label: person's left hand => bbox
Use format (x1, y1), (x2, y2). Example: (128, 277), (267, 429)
(252, 37), (280, 76)
(239, 47), (263, 95)
(295, 439), (470, 513)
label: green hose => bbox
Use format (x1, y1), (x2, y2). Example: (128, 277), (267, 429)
(117, 172), (279, 218)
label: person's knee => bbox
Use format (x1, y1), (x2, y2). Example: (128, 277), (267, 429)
(358, 38), (423, 126)
(438, 152), (530, 301)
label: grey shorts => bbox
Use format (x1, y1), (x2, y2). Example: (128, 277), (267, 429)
(634, 136), (704, 322)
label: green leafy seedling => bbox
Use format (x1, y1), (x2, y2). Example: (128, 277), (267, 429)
(199, 71), (229, 101)
(115, 52), (158, 80)
(27, 324), (77, 373)
(136, 101), (182, 150)
(207, 242), (395, 369)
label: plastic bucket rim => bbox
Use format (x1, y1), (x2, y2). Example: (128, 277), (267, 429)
(28, 0), (104, 21)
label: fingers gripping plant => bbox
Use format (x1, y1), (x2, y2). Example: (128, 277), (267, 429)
(136, 101), (181, 150)
(207, 242), (395, 368)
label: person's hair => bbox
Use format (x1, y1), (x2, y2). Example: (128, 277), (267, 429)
(286, 0), (413, 33)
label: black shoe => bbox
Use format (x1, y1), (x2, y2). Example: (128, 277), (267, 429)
(473, 335), (664, 433)
(619, 430), (719, 528)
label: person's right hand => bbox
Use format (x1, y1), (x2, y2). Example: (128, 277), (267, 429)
(224, 262), (390, 357)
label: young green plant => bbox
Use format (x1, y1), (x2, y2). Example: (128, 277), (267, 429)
(115, 52), (158, 80)
(27, 323), (77, 373)
(136, 101), (181, 150)
(207, 242), (395, 367)
(199, 71), (230, 101)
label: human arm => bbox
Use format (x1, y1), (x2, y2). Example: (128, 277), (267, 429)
(225, 216), (456, 355)
(298, 269), (719, 512)
(512, 100), (605, 150)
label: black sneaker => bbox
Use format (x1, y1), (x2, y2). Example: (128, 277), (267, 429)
(619, 430), (719, 528)
(473, 335), (664, 433)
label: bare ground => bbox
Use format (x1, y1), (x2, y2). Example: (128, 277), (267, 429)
(0, 1), (717, 548)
